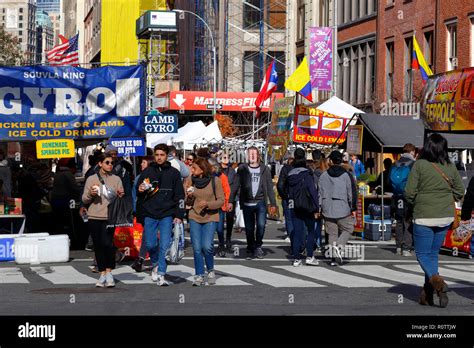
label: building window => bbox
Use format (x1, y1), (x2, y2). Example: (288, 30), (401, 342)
(386, 42), (394, 101)
(423, 31), (434, 71)
(268, 51), (285, 92)
(19, 8), (23, 13)
(243, 0), (261, 29)
(359, 0), (367, 17)
(243, 51), (260, 92)
(19, 38), (22, 43)
(320, 0), (329, 27)
(404, 37), (413, 101)
(447, 22), (457, 70)
(19, 22), (22, 28)
(297, 1), (305, 41)
(368, 41), (376, 103)
(19, 30), (22, 36)
(269, 0), (286, 29)
(19, 15), (23, 20)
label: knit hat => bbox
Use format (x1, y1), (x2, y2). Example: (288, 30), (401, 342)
(105, 144), (118, 153)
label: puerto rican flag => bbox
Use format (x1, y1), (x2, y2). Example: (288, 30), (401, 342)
(255, 60), (278, 118)
(46, 34), (79, 66)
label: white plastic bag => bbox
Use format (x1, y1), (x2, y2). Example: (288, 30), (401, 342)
(165, 223), (185, 264)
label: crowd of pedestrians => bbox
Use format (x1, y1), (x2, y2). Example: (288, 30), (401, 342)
(25, 134), (467, 309)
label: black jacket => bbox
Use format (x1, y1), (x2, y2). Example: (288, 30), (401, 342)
(461, 177), (474, 221)
(276, 163), (292, 200)
(137, 161), (185, 220)
(230, 163), (276, 207)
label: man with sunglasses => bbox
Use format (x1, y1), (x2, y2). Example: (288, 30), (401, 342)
(138, 143), (185, 286)
(185, 153), (197, 168)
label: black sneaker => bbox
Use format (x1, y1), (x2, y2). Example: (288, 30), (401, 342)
(332, 246), (344, 265)
(246, 251), (254, 260)
(255, 247), (264, 259)
(131, 257), (145, 272)
(225, 240), (232, 251)
(218, 246), (226, 258)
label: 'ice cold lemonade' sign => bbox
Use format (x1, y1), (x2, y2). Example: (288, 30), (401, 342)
(0, 65), (145, 140)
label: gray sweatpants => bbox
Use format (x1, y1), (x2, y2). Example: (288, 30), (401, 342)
(324, 215), (354, 247)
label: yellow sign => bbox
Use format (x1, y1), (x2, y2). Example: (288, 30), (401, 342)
(36, 139), (75, 159)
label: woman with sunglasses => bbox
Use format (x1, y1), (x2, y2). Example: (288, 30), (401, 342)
(82, 153), (124, 288)
(185, 153), (196, 168)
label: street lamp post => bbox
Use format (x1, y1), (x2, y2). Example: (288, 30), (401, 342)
(174, 9), (217, 117)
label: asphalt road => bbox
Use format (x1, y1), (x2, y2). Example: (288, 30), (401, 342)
(0, 220), (472, 316)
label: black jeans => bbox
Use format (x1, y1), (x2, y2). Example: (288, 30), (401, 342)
(242, 201), (267, 252)
(89, 219), (116, 272)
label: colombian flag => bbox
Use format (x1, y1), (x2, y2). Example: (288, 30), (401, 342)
(412, 35), (433, 83)
(284, 57), (313, 102)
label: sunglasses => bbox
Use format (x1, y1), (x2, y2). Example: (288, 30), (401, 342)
(103, 161), (113, 165)
(186, 158), (194, 161)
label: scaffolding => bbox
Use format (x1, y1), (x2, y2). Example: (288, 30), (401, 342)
(137, 10), (180, 111)
(222, 0), (287, 138)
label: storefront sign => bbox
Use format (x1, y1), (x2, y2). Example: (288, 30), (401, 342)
(421, 67), (474, 131)
(167, 91), (284, 112)
(144, 112), (177, 133)
(293, 105), (347, 145)
(268, 97), (295, 160)
(36, 139), (75, 159)
(109, 137), (146, 157)
(347, 125), (364, 155)
(0, 65), (145, 140)
(354, 195), (364, 233)
(309, 27), (333, 91)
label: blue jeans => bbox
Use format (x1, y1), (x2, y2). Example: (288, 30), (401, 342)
(282, 200), (294, 237)
(290, 209), (316, 259)
(144, 216), (173, 275)
(242, 201), (267, 252)
(413, 224), (449, 283)
(190, 220), (216, 276)
(314, 218), (322, 248)
(217, 210), (225, 246)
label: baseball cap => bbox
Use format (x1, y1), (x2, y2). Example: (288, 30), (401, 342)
(329, 150), (343, 164)
(210, 146), (219, 154)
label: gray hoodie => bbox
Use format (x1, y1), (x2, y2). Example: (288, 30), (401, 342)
(318, 165), (357, 219)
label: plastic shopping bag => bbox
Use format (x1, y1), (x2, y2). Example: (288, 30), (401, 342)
(165, 223), (185, 264)
(107, 196), (134, 229)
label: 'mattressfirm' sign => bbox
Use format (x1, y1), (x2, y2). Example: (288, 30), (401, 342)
(144, 113), (178, 133)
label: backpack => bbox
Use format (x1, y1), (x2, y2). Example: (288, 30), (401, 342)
(288, 172), (316, 213)
(389, 163), (412, 195)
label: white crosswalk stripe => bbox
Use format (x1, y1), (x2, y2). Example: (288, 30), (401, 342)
(0, 267), (29, 283)
(393, 264), (473, 286)
(217, 265), (324, 287)
(0, 262), (471, 288)
(275, 265), (391, 287)
(31, 266), (97, 284)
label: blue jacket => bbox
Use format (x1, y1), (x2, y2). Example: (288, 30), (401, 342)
(349, 159), (365, 178)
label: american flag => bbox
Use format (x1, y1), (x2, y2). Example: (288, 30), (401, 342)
(46, 34), (79, 66)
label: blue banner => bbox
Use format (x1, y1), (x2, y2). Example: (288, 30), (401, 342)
(144, 112), (178, 133)
(0, 65), (145, 140)
(109, 137), (146, 157)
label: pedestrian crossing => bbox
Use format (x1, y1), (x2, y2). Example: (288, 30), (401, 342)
(0, 262), (472, 288)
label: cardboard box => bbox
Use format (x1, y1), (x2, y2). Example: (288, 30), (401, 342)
(9, 198), (22, 215)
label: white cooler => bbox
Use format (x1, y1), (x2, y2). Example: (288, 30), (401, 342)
(14, 234), (70, 264)
(0, 233), (50, 262)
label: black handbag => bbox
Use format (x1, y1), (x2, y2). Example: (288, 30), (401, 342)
(107, 196), (134, 228)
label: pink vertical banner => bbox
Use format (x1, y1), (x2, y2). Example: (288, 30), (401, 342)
(309, 27), (333, 91)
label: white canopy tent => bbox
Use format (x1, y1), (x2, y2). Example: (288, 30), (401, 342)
(146, 120), (223, 150)
(316, 96), (365, 120)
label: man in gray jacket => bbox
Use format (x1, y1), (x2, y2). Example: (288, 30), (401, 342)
(229, 147), (277, 259)
(318, 151), (357, 266)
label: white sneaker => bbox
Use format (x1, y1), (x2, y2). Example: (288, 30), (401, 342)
(284, 237), (291, 243)
(105, 272), (115, 288)
(396, 247), (402, 255)
(95, 274), (106, 288)
(206, 271), (216, 285)
(333, 246), (343, 265)
(192, 275), (204, 286)
(293, 259), (302, 267)
(305, 257), (319, 266)
(151, 267), (158, 282)
(157, 274), (169, 286)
